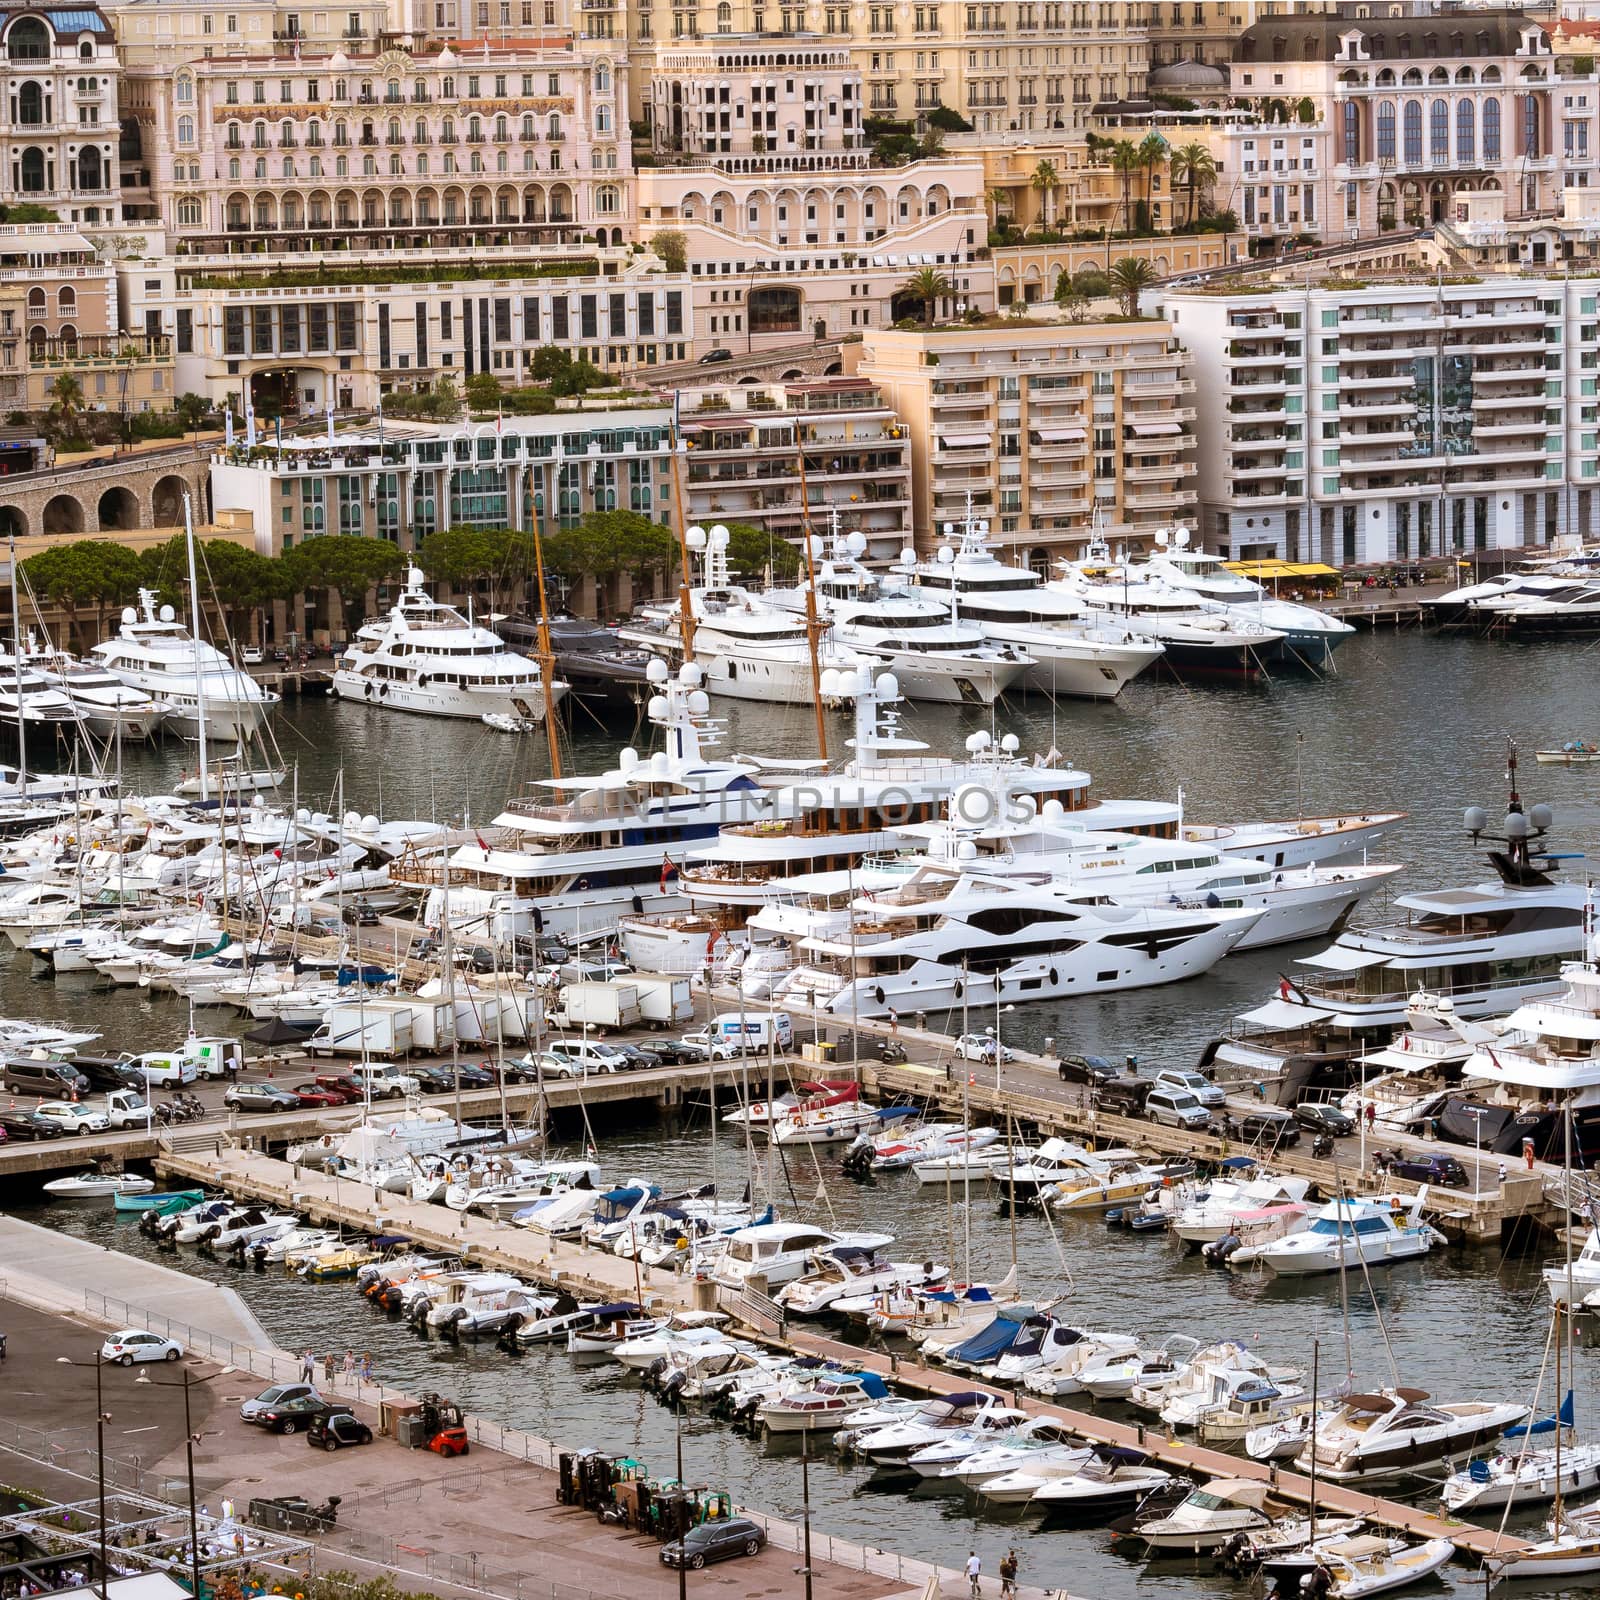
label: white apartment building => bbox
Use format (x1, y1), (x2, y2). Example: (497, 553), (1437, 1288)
(1164, 276), (1600, 566)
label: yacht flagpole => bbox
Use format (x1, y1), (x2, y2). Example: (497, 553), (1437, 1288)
(8, 529), (24, 796)
(183, 495), (209, 802)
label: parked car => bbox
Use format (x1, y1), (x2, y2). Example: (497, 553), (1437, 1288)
(32, 1101), (111, 1135)
(224, 1081), (302, 1113)
(696, 347), (735, 366)
(287, 1084), (345, 1108)
(101, 1329), (182, 1366)
(545, 1040), (631, 1074)
(953, 1033), (1014, 1064)
(240, 1383), (321, 1425)
(299, 1079), (360, 1105)
(1293, 1102), (1356, 1138)
(0, 1108), (65, 1141)
(74, 1058), (148, 1094)
(2, 1059), (90, 1099)
(1057, 1053), (1121, 1086)
(639, 1039), (702, 1067)
(1234, 1108), (1301, 1149)
(675, 1030), (743, 1061)
(1094, 1076), (1153, 1116)
(411, 1066), (457, 1094)
(1153, 1068), (1225, 1109)
(1381, 1150), (1470, 1188)
(240, 646), (265, 665)
(1145, 1088), (1212, 1131)
(660, 1517), (766, 1569)
(314, 1074), (367, 1100)
(601, 1043), (655, 1073)
(307, 1410), (373, 1451)
(250, 1394), (340, 1435)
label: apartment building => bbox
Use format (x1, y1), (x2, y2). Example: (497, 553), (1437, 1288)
(124, 247), (694, 413)
(1163, 276), (1597, 567)
(0, 5), (123, 226)
(676, 376), (912, 559)
(623, 0), (1150, 135)
(209, 405), (678, 554)
(1229, 10), (1561, 239)
(1147, 2), (1263, 72)
(124, 32), (628, 251)
(849, 318), (1195, 563)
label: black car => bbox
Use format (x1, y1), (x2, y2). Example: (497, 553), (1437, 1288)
(1057, 1053), (1122, 1087)
(253, 1394), (341, 1434)
(640, 1040), (701, 1067)
(307, 1410), (373, 1451)
(1380, 1151), (1470, 1188)
(1094, 1075), (1153, 1115)
(411, 1066), (457, 1094)
(1294, 1102), (1356, 1138)
(1234, 1108), (1301, 1149)
(604, 1044), (655, 1073)
(0, 1109), (65, 1141)
(74, 1057), (148, 1093)
(661, 1517), (766, 1569)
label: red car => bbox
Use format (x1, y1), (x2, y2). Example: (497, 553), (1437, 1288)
(289, 1083), (344, 1108)
(315, 1074), (365, 1100)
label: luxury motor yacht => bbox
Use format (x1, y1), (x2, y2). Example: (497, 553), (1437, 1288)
(768, 527), (1031, 705)
(333, 567), (563, 723)
(26, 643), (167, 741)
(92, 590), (278, 742)
(890, 512), (1163, 697)
(1295, 1387), (1529, 1484)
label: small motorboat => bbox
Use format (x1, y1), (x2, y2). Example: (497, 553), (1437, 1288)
(43, 1172), (156, 1201)
(1262, 1534), (1454, 1598)
(481, 712), (540, 734)
(1135, 1477), (1282, 1553)
(115, 1187), (203, 1214)
(1537, 742), (1600, 764)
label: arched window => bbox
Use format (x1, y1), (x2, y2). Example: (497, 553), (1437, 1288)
(716, 0), (730, 28)
(1430, 98), (1448, 160)
(522, 114), (534, 139)
(415, 117), (427, 142)
(548, 112), (561, 138)
(177, 114), (194, 142)
(228, 156), (240, 180)
(1457, 99), (1475, 162)
(176, 195), (201, 226)
(1376, 99), (1395, 160)
(596, 183), (619, 214)
(175, 73), (193, 104)
(26, 286), (43, 312)
(386, 77), (399, 101)
(57, 285), (74, 312)
(283, 156), (295, 176)
(1342, 98), (1359, 163)
(595, 104), (611, 133)
(1522, 94), (1540, 158)
(254, 156), (266, 178)
(494, 114), (508, 140)
(441, 117), (455, 141)
(594, 61), (610, 92)
(334, 77), (348, 100)
(1402, 99), (1420, 164)
(1483, 95), (1501, 159)
(441, 74), (454, 97)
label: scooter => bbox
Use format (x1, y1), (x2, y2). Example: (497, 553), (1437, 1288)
(876, 1040), (907, 1064)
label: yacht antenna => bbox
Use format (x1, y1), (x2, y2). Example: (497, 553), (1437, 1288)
(8, 528), (23, 797)
(793, 438), (830, 763)
(666, 422), (698, 664)
(528, 474), (564, 780)
(183, 494), (209, 802)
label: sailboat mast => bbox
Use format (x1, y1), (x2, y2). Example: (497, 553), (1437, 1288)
(528, 475), (564, 780)
(666, 428), (697, 663)
(183, 495), (210, 802)
(793, 439), (829, 762)
(8, 529), (24, 796)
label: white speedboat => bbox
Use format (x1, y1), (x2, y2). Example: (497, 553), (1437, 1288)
(1241, 1193), (1441, 1277)
(1134, 1478), (1279, 1553)
(775, 1246), (946, 1318)
(900, 1408), (1032, 1478)
(334, 567), (563, 722)
(934, 1418), (1084, 1487)
(1264, 1534), (1454, 1599)
(712, 1222), (894, 1291)
(1024, 1446), (1172, 1515)
(92, 589), (278, 741)
(1170, 1167), (1312, 1246)
(42, 1172), (155, 1200)
(1296, 1388), (1530, 1484)
(755, 1371), (892, 1434)
(849, 1392), (1010, 1468)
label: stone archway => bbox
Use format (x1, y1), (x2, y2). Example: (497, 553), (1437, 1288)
(97, 485), (137, 530)
(0, 504), (25, 537)
(152, 474), (187, 526)
(42, 493), (83, 534)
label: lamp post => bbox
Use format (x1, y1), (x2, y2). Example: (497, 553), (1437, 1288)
(132, 1364), (236, 1600)
(675, 1408), (686, 1600)
(56, 1353), (110, 1600)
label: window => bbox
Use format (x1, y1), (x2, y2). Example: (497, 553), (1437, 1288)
(1457, 99), (1475, 163)
(1342, 98), (1359, 163)
(1430, 98), (1448, 161)
(1483, 96), (1501, 160)
(1402, 99), (1420, 164)
(177, 114), (194, 142)
(1377, 99), (1395, 161)
(176, 194), (201, 225)
(175, 74), (193, 104)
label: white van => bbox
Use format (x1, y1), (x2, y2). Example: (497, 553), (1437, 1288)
(709, 1012), (793, 1053)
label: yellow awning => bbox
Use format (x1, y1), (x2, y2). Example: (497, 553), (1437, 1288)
(1224, 560), (1339, 580)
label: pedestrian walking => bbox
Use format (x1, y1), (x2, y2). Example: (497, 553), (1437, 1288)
(888, 1007), (899, 1035)
(966, 1551), (982, 1599)
(300, 1349), (315, 1382)
(999, 1549), (1018, 1599)
(1364, 1102), (1376, 1134)
(342, 1349), (356, 1377)
(360, 1351), (373, 1382)
(322, 1351), (335, 1384)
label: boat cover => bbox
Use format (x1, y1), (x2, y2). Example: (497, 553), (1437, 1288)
(948, 1315), (1023, 1365)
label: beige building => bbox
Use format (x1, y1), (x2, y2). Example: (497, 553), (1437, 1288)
(676, 375), (912, 560)
(849, 317), (1195, 562)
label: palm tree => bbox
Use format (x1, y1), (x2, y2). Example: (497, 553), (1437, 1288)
(1170, 142), (1218, 228)
(1109, 257), (1157, 317)
(1109, 139), (1141, 237)
(903, 265), (953, 327)
(48, 373), (83, 425)
(1030, 159), (1059, 232)
(1136, 131), (1168, 229)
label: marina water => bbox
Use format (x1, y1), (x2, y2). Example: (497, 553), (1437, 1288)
(9, 628), (1600, 1599)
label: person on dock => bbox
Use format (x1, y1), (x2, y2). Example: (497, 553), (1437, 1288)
(342, 1349), (356, 1378)
(360, 1351), (374, 1382)
(300, 1349), (315, 1383)
(322, 1352), (336, 1384)
(1365, 1102), (1376, 1135)
(999, 1549), (1018, 1599)
(966, 1551), (982, 1598)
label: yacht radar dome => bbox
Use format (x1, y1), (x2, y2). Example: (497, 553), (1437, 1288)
(1530, 802), (1554, 830)
(874, 672), (899, 700)
(679, 661), (704, 686)
(688, 690), (710, 716)
(647, 694), (668, 720)
(686, 525), (707, 550)
(937, 546), (955, 564)
(120, 607), (136, 625)
(1464, 806), (1488, 836)
(159, 605), (176, 623)
(846, 530), (868, 558)
(1505, 812), (1530, 839)
(619, 747), (639, 770)
(1000, 733), (1020, 754)
(710, 525), (730, 548)
(900, 546), (917, 566)
(646, 657), (671, 685)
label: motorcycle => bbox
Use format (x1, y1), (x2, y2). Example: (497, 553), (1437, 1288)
(1311, 1134), (1334, 1161)
(876, 1039), (907, 1064)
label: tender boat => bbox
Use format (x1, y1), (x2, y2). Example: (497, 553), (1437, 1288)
(848, 1392), (1011, 1468)
(1537, 742), (1600, 764)
(1263, 1534), (1454, 1599)
(755, 1371), (892, 1434)
(115, 1187), (204, 1215)
(1025, 1446), (1173, 1516)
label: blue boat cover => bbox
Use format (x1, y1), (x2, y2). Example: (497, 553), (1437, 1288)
(874, 1106), (920, 1122)
(1506, 1390), (1574, 1437)
(948, 1315), (1023, 1366)
(585, 1302), (644, 1319)
(372, 1233), (410, 1248)
(844, 1373), (891, 1398)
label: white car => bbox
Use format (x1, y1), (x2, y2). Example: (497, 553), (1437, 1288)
(1153, 1068), (1225, 1109)
(101, 1329), (183, 1366)
(953, 1033), (1015, 1064)
(520, 1050), (597, 1080)
(545, 1040), (628, 1074)
(677, 1030), (743, 1061)
(241, 646), (265, 665)
(34, 1101), (110, 1134)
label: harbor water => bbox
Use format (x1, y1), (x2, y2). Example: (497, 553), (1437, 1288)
(7, 628), (1600, 1598)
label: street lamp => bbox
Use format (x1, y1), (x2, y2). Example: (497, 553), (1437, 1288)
(56, 1353), (111, 1600)
(133, 1364), (236, 1600)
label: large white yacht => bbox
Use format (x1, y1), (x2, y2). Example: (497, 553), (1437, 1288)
(617, 523), (866, 704)
(333, 567), (562, 723)
(28, 643), (167, 741)
(1137, 528), (1354, 665)
(391, 659), (778, 941)
(92, 591), (278, 742)
(768, 527), (1031, 705)
(891, 512), (1163, 698)
(1426, 546), (1600, 626)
